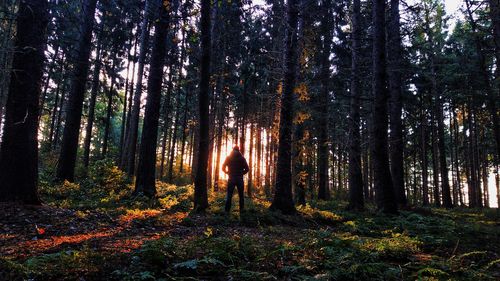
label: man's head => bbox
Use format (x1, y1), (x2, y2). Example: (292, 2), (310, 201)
(233, 146), (240, 151)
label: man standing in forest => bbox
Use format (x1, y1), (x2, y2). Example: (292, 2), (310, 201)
(222, 146), (250, 213)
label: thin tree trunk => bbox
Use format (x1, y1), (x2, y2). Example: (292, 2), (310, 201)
(82, 42), (102, 167)
(317, 0), (332, 201)
(102, 67), (115, 158)
(248, 122), (254, 197)
(123, 0), (152, 176)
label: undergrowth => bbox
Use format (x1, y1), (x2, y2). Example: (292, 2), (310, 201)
(1, 159), (499, 280)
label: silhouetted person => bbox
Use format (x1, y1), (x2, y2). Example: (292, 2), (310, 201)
(222, 146), (249, 213)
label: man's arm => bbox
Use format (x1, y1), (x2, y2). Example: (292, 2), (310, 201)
(222, 157), (229, 174)
(242, 158), (250, 175)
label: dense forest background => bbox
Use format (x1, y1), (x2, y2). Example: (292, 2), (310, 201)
(1, 0), (499, 210)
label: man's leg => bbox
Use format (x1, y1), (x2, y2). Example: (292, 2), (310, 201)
(236, 178), (245, 212)
(225, 178), (236, 212)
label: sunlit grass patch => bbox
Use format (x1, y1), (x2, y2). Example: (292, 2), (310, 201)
(359, 231), (421, 260)
(118, 209), (162, 225)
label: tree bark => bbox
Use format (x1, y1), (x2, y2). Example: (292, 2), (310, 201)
(56, 0), (98, 181)
(371, 0), (397, 213)
(270, 0), (299, 214)
(122, 0), (152, 176)
(193, 0), (211, 212)
(0, 0), (48, 203)
(387, 0), (406, 207)
(101, 66), (115, 158)
(135, 0), (172, 197)
(317, 0), (332, 201)
(82, 42), (102, 167)
(347, 0), (364, 210)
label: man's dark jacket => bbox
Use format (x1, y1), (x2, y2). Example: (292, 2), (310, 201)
(222, 150), (249, 178)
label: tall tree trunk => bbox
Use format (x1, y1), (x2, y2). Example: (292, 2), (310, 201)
(485, 0), (500, 162)
(135, 0), (172, 197)
(120, 35), (138, 166)
(293, 121), (306, 205)
(167, 95), (180, 181)
(102, 68), (115, 158)
(119, 36), (135, 162)
(213, 94), (224, 192)
(387, 0), (406, 207)
(122, 0), (152, 176)
(431, 119), (440, 207)
(348, 0), (364, 210)
(82, 42), (102, 167)
(472, 108), (483, 207)
(193, 0), (211, 212)
(256, 122), (262, 189)
(371, 0), (397, 213)
(39, 44), (59, 120)
(317, 0), (331, 201)
(178, 99), (189, 174)
(270, 0), (299, 214)
(265, 128), (272, 197)
(53, 80), (67, 149)
(56, 0), (98, 181)
(0, 0), (48, 203)
(430, 58), (452, 208)
(248, 122), (255, 197)
(49, 58), (66, 145)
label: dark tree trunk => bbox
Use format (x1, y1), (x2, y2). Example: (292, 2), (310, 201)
(120, 35), (138, 166)
(53, 81), (67, 149)
(178, 97), (189, 174)
(485, 0), (500, 163)
(193, 0), (211, 212)
(167, 96), (180, 181)
(256, 122), (262, 189)
(56, 0), (98, 181)
(431, 118), (441, 207)
(387, 0), (407, 207)
(270, 0), (299, 214)
(135, 1), (172, 197)
(82, 42), (102, 167)
(430, 56), (452, 208)
(248, 122), (254, 197)
(39, 44), (59, 120)
(102, 69), (115, 158)
(49, 59), (66, 145)
(347, 0), (364, 210)
(293, 122), (306, 205)
(471, 109), (483, 207)
(421, 106), (429, 206)
(119, 36), (135, 163)
(0, 0), (48, 204)
(317, 0), (332, 201)
(213, 95), (224, 192)
(122, 0), (152, 176)
(371, 0), (397, 213)
(159, 70), (174, 178)
(265, 128), (271, 197)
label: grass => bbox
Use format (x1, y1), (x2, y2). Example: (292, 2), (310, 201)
(1, 160), (499, 280)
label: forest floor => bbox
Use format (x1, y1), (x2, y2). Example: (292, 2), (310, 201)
(1, 163), (500, 280)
